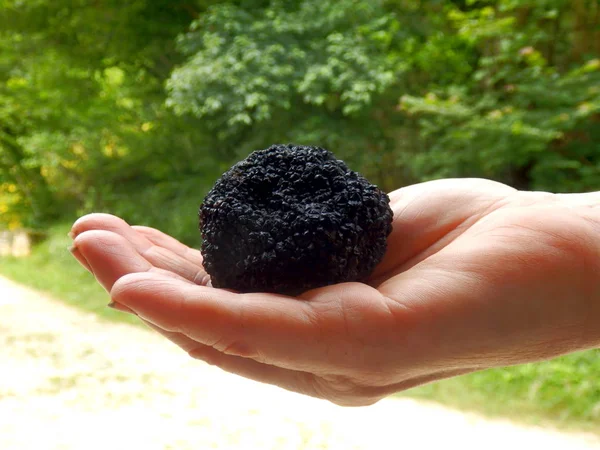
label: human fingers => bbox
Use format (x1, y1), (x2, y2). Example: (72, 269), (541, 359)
(71, 214), (208, 285)
(111, 271), (367, 372)
(131, 225), (204, 267)
(147, 314), (478, 406)
(73, 229), (194, 293)
(68, 242), (93, 273)
(140, 319), (320, 398)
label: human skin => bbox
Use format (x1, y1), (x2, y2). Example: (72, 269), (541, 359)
(69, 178), (600, 406)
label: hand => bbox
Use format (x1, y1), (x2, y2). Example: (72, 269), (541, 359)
(69, 178), (600, 406)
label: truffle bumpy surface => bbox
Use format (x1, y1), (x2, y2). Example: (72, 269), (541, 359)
(199, 144), (394, 296)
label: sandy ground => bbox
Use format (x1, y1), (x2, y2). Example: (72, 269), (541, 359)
(0, 275), (599, 450)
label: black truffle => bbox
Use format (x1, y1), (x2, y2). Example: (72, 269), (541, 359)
(199, 144), (393, 296)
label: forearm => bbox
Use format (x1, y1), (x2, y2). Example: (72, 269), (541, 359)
(559, 191), (600, 350)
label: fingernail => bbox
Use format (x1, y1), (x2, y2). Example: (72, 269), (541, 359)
(108, 301), (137, 315)
(68, 243), (93, 274)
(68, 231), (75, 240)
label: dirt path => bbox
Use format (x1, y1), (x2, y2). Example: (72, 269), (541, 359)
(0, 275), (599, 450)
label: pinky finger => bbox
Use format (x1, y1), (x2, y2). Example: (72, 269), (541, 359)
(140, 319), (320, 399)
(189, 345), (320, 399)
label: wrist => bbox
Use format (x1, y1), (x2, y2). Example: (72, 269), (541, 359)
(564, 193), (600, 350)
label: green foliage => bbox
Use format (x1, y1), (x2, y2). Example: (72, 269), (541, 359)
(0, 0), (216, 233)
(165, 0), (600, 193)
(168, 0), (400, 122)
(399, 0), (600, 190)
(4, 0), (599, 231)
(407, 350), (600, 433)
(166, 0), (409, 188)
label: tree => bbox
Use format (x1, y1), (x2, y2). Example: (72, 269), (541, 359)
(400, 0), (600, 191)
(0, 0), (211, 237)
(166, 0), (413, 190)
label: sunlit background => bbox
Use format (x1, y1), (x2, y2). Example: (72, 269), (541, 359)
(1, 0), (599, 447)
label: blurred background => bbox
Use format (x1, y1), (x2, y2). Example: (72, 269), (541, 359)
(0, 0), (599, 441)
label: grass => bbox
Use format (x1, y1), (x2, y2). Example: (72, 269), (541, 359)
(404, 354), (600, 434)
(1, 222), (599, 435)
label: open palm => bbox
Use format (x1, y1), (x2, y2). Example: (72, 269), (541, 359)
(70, 178), (600, 406)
